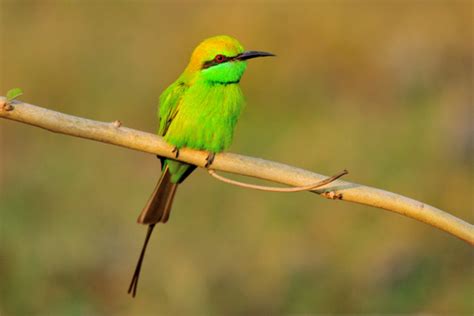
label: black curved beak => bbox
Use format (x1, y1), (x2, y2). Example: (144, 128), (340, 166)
(236, 50), (275, 61)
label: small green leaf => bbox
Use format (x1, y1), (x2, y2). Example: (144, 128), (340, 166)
(6, 88), (23, 101)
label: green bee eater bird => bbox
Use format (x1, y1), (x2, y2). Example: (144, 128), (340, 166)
(128, 35), (274, 296)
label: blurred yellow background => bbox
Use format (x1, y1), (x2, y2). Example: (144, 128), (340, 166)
(1, 1), (472, 315)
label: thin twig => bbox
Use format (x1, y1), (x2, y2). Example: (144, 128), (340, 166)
(1, 97), (473, 245)
(207, 169), (348, 192)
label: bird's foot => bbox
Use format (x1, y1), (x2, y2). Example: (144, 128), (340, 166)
(171, 146), (180, 159)
(205, 152), (215, 168)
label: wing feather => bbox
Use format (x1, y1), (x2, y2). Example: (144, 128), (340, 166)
(158, 81), (187, 137)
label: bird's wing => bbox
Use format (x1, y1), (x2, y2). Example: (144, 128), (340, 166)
(157, 81), (187, 137)
(157, 80), (196, 179)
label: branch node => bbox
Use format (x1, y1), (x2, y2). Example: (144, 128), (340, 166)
(112, 120), (122, 128)
(1, 100), (14, 111)
(322, 190), (343, 200)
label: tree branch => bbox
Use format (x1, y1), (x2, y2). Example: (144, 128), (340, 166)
(1, 97), (473, 245)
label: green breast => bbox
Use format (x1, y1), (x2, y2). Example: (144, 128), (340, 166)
(164, 80), (245, 153)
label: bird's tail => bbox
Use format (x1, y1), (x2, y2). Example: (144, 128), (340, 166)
(137, 165), (178, 225)
(128, 166), (178, 297)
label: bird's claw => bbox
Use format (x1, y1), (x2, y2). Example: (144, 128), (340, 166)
(171, 146), (180, 158)
(205, 152), (215, 168)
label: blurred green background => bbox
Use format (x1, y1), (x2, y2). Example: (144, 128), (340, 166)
(1, 1), (473, 315)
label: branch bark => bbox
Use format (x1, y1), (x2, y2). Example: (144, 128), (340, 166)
(1, 97), (473, 245)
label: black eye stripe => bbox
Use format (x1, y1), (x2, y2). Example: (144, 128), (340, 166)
(202, 54), (238, 69)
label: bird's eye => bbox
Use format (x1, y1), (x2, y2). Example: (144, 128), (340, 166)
(214, 54), (226, 63)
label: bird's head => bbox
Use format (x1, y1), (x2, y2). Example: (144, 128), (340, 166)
(185, 35), (274, 84)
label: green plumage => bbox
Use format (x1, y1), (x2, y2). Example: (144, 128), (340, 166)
(159, 76), (245, 182)
(157, 36), (249, 183)
(128, 35), (273, 297)
(160, 79), (245, 152)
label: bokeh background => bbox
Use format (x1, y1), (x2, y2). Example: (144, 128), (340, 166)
(1, 1), (472, 315)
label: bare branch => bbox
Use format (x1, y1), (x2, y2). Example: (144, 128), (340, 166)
(1, 97), (473, 245)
